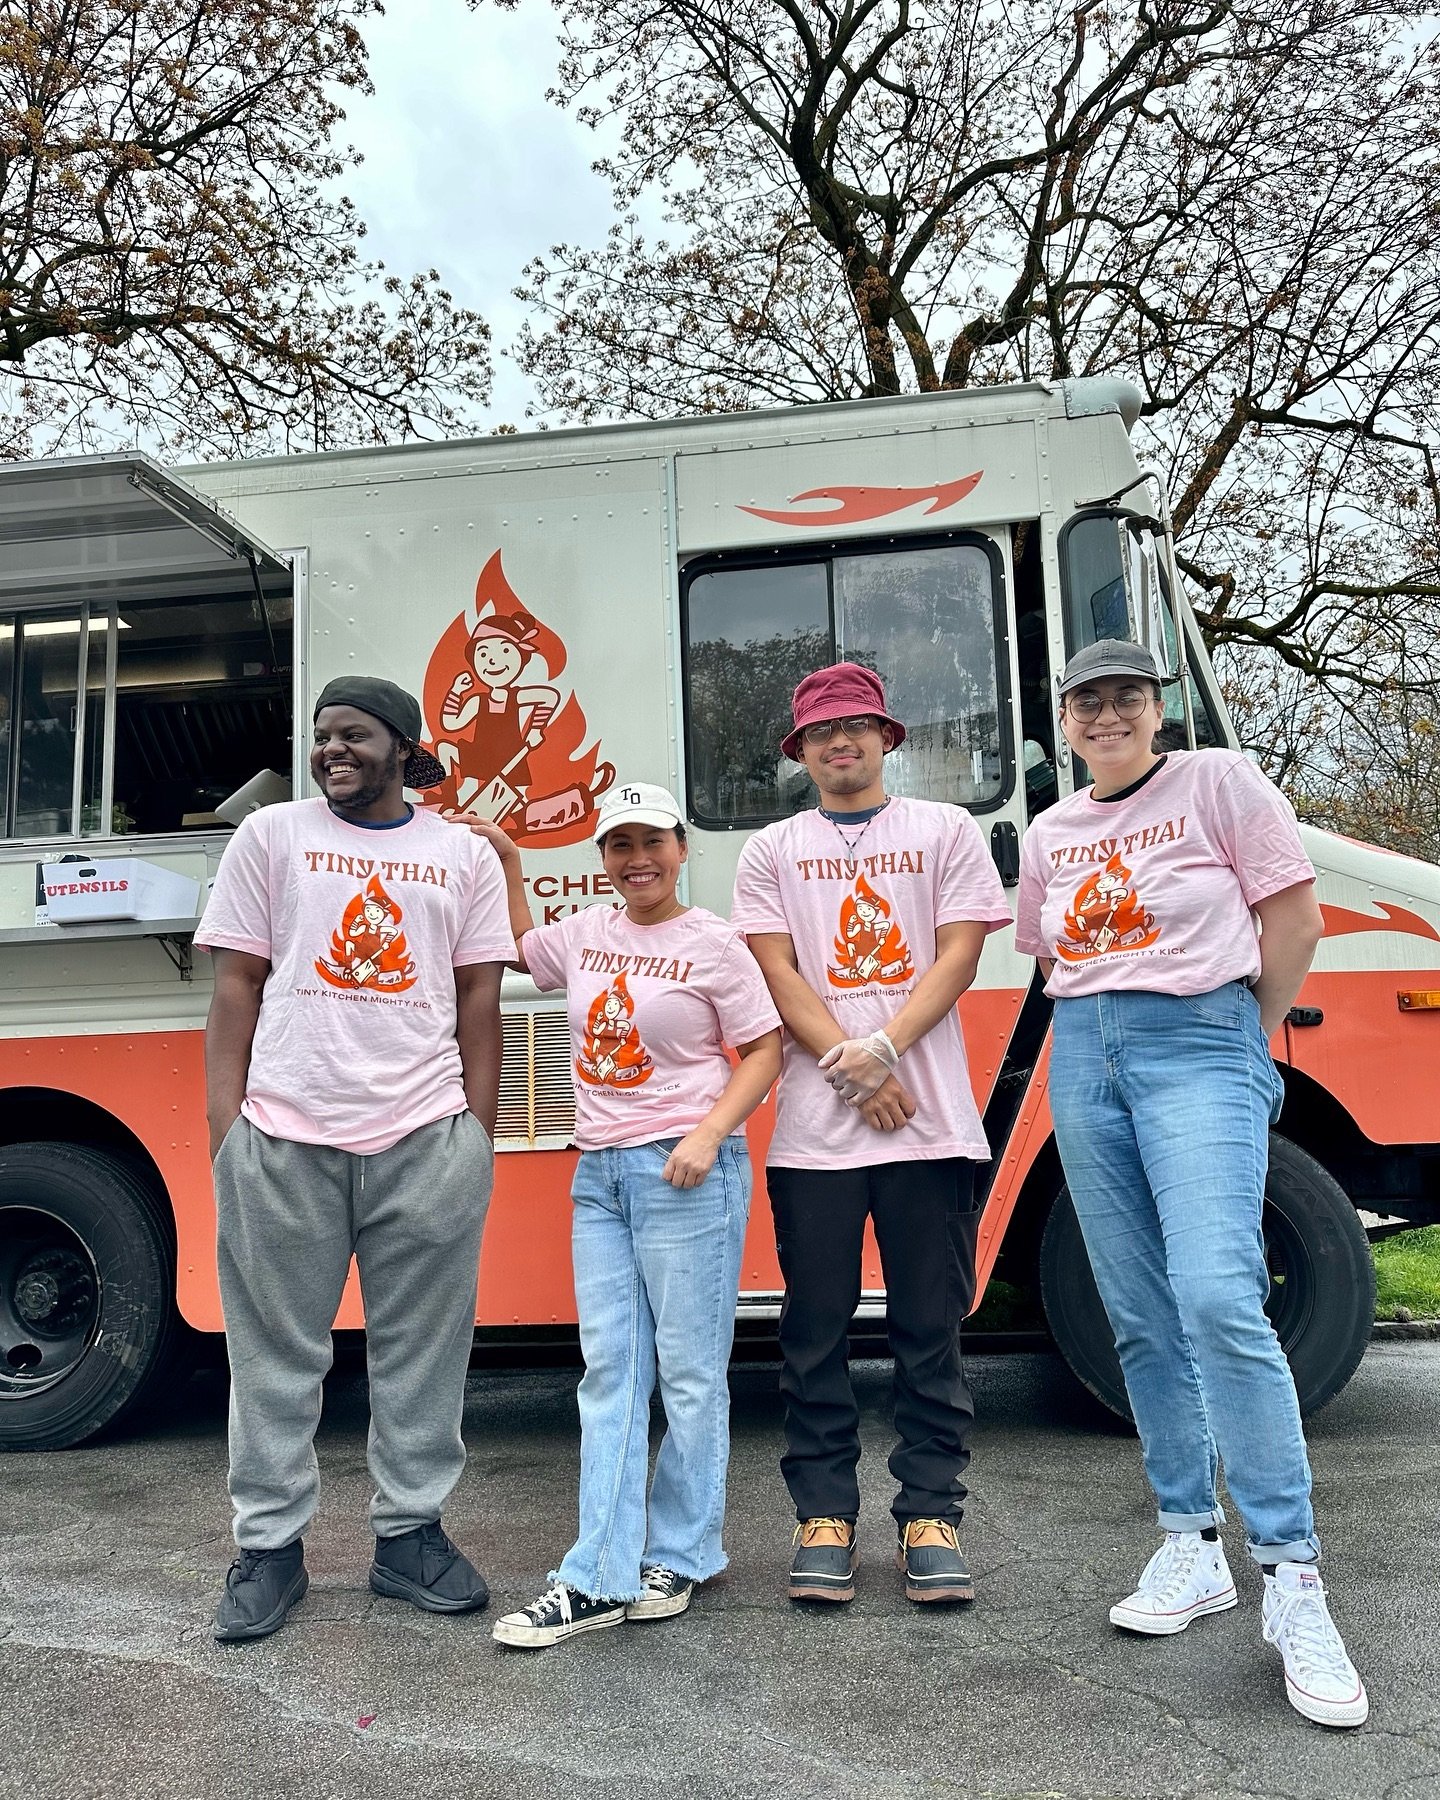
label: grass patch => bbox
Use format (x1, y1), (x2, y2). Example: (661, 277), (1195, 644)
(1373, 1226), (1440, 1320)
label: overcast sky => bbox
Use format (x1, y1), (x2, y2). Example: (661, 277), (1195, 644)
(341, 0), (620, 428)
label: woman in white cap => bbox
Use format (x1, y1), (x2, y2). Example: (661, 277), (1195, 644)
(472, 783), (781, 1648)
(1015, 639), (1368, 1728)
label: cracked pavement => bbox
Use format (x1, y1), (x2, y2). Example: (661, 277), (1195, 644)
(1, 1343), (1437, 1800)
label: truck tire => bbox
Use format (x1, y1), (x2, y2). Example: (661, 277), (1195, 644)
(1039, 1135), (1376, 1422)
(0, 1142), (181, 1451)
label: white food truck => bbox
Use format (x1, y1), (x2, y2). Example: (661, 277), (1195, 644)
(1, 376), (1437, 1449)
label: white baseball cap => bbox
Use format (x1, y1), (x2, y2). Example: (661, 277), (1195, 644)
(593, 780), (684, 842)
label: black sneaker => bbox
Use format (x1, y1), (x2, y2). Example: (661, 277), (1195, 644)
(627, 1565), (696, 1621)
(896, 1518), (974, 1603)
(788, 1517), (858, 1603)
(214, 1541), (309, 1643)
(369, 1521), (489, 1614)
(492, 1582), (627, 1648)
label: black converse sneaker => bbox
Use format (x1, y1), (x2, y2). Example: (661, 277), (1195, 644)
(213, 1540), (309, 1642)
(627, 1565), (696, 1621)
(492, 1582), (627, 1649)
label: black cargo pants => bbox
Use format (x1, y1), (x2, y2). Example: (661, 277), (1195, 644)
(766, 1157), (980, 1526)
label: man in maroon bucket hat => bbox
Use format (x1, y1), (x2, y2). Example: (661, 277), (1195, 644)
(731, 662), (1011, 1606)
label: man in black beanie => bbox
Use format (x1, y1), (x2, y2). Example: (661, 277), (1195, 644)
(197, 677), (514, 1641)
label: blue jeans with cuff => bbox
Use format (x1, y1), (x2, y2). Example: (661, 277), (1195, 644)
(1049, 981), (1320, 1567)
(554, 1137), (751, 1602)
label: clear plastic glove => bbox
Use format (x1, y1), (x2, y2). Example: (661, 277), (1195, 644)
(818, 1030), (899, 1103)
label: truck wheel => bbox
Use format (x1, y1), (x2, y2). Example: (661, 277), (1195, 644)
(0, 1143), (181, 1451)
(1039, 1135), (1376, 1422)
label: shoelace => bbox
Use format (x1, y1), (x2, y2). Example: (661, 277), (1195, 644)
(1134, 1533), (1205, 1603)
(525, 1582), (574, 1626)
(795, 1516), (850, 1546)
(1263, 1586), (1354, 1685)
(643, 1565), (681, 1593)
(229, 1549), (275, 1585)
(903, 1518), (958, 1550)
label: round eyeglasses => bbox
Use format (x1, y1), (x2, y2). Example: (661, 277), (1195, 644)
(1063, 687), (1153, 721)
(800, 714), (879, 746)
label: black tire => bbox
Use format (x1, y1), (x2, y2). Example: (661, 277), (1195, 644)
(1039, 1134), (1376, 1422)
(0, 1142), (181, 1451)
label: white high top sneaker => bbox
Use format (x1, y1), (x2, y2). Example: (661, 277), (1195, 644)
(1110, 1530), (1238, 1635)
(1262, 1563), (1369, 1727)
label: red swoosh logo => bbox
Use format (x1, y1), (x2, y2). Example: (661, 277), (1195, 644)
(738, 473), (983, 528)
(1320, 902), (1440, 942)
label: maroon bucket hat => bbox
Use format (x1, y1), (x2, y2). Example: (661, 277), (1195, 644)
(780, 662), (906, 762)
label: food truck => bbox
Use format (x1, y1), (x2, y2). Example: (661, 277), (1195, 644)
(2, 375), (1436, 1448)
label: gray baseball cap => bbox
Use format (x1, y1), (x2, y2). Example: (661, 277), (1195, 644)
(1057, 638), (1165, 697)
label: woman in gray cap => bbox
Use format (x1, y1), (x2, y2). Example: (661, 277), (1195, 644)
(1015, 639), (1368, 1729)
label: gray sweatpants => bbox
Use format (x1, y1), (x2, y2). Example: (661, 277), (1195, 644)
(213, 1110), (493, 1549)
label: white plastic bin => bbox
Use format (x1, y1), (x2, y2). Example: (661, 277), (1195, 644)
(40, 859), (201, 925)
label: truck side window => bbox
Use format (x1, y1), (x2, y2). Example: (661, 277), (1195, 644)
(1058, 510), (1224, 751)
(682, 535), (1010, 826)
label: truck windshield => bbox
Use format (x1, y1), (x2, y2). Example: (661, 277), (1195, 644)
(682, 535), (1010, 826)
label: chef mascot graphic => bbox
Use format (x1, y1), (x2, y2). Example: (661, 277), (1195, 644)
(1056, 853), (1160, 961)
(423, 552), (614, 846)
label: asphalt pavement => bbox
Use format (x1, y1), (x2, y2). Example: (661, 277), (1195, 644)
(2, 1343), (1437, 1800)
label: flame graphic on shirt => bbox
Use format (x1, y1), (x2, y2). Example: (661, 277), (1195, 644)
(315, 875), (419, 992)
(1056, 854), (1160, 962)
(575, 972), (655, 1088)
(828, 875), (914, 988)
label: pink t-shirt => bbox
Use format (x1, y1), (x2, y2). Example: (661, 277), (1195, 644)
(196, 798), (515, 1153)
(730, 797), (1012, 1169)
(1016, 750), (1314, 998)
(522, 906), (781, 1152)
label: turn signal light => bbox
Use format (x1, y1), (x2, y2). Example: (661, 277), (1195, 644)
(1397, 991), (1440, 1011)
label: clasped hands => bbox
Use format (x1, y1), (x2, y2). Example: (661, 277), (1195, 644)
(818, 1031), (916, 1132)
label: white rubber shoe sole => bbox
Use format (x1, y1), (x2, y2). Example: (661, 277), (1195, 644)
(1277, 1664), (1370, 1729)
(1110, 1583), (1238, 1636)
(492, 1604), (626, 1648)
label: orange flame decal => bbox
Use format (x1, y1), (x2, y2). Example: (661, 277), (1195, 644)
(1320, 902), (1440, 942)
(738, 474), (983, 528)
(420, 550), (614, 845)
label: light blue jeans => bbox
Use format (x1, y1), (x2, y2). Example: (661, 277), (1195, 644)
(1049, 982), (1321, 1567)
(554, 1137), (752, 1602)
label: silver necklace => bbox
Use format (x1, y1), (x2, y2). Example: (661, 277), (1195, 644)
(819, 796), (890, 858)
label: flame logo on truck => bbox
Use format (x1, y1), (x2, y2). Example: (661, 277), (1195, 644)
(420, 552), (614, 846)
(737, 474), (983, 528)
(1319, 902), (1440, 942)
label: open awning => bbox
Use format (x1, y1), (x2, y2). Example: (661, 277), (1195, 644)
(0, 452), (290, 607)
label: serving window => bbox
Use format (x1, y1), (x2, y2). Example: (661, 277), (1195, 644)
(681, 534), (1012, 828)
(0, 460), (293, 843)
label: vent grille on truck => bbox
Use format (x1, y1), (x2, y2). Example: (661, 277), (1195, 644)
(497, 1007), (576, 1149)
